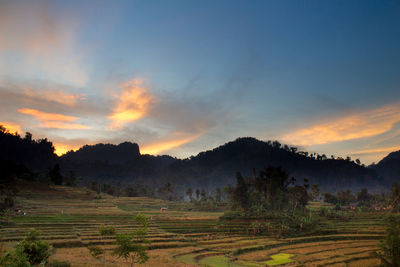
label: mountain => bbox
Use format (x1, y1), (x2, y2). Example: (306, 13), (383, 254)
(0, 129), (57, 171)
(165, 138), (380, 191)
(371, 150), (400, 185)
(0, 126), (387, 192)
(61, 137), (381, 192)
(60, 142), (176, 184)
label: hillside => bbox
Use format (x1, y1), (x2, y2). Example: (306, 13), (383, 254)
(0, 128), (386, 192)
(60, 137), (380, 192)
(371, 150), (400, 185)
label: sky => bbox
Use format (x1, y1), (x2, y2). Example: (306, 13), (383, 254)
(0, 0), (399, 164)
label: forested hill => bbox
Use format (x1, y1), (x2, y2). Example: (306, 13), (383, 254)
(61, 143), (176, 183)
(60, 137), (381, 191)
(371, 150), (400, 185)
(165, 138), (380, 191)
(0, 127), (57, 171)
(0, 126), (386, 191)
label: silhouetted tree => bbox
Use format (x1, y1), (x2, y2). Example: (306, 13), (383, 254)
(186, 188), (193, 202)
(48, 164), (63, 185)
(215, 188), (222, 203)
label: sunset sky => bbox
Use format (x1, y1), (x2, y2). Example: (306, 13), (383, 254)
(0, 0), (399, 164)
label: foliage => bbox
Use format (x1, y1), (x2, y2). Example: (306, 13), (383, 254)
(311, 184), (320, 201)
(357, 188), (372, 207)
(277, 212), (320, 237)
(391, 182), (400, 212)
(98, 225), (116, 236)
(376, 215), (400, 267)
(48, 164), (63, 186)
(0, 249), (30, 267)
(88, 246), (104, 260)
(15, 230), (51, 266)
(228, 166), (309, 216)
(113, 213), (149, 266)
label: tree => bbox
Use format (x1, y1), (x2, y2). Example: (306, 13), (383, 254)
(64, 171), (77, 187)
(186, 188), (193, 202)
(289, 185), (309, 212)
(195, 189), (200, 201)
(15, 230), (50, 265)
(48, 164), (63, 185)
(391, 182), (400, 212)
(215, 188), (222, 203)
(113, 213), (149, 267)
(96, 225), (116, 266)
(375, 215), (400, 266)
(311, 184), (320, 201)
(200, 189), (207, 202)
(233, 172), (249, 210)
(324, 193), (338, 205)
(357, 188), (372, 207)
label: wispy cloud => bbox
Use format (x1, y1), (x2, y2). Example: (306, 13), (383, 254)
(108, 79), (154, 129)
(0, 121), (22, 134)
(18, 108), (90, 130)
(281, 103), (400, 146)
(350, 146), (400, 156)
(24, 89), (85, 107)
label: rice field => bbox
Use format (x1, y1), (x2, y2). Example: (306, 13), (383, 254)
(0, 185), (386, 266)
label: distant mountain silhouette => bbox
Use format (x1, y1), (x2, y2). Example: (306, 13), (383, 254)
(371, 150), (400, 185)
(63, 142), (140, 164)
(61, 137), (381, 192)
(0, 128), (56, 171)
(61, 142), (176, 184)
(164, 138), (381, 191)
(0, 125), (389, 192)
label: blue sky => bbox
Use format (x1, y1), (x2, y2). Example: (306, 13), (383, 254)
(0, 0), (399, 164)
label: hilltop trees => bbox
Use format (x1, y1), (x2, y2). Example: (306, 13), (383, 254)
(229, 166), (310, 216)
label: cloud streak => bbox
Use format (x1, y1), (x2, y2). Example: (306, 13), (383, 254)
(18, 108), (90, 130)
(24, 89), (85, 107)
(281, 103), (400, 146)
(140, 132), (201, 155)
(108, 79), (154, 129)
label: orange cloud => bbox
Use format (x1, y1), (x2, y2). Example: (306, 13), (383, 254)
(350, 146), (400, 156)
(281, 103), (400, 146)
(53, 142), (80, 156)
(18, 108), (90, 130)
(141, 132), (200, 155)
(108, 79), (153, 129)
(24, 89), (85, 106)
(0, 121), (22, 134)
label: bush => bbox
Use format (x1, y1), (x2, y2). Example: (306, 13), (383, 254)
(15, 230), (51, 265)
(376, 215), (400, 266)
(0, 250), (30, 267)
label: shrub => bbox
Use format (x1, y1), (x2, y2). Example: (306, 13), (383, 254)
(15, 230), (51, 265)
(0, 250), (30, 267)
(376, 215), (400, 266)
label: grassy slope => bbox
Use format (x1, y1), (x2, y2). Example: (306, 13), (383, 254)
(0, 183), (386, 266)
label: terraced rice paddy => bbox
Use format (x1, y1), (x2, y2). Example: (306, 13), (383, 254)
(0, 185), (387, 266)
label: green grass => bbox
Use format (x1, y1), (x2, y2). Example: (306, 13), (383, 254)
(198, 255), (245, 267)
(175, 253), (198, 265)
(264, 253), (294, 266)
